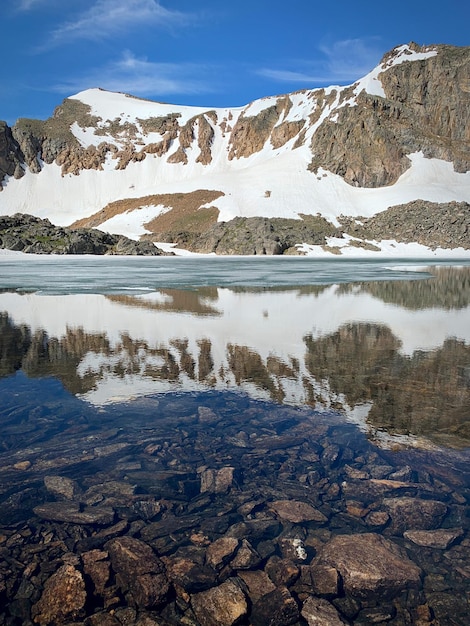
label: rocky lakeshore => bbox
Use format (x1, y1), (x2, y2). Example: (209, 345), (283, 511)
(0, 386), (469, 626)
(0, 214), (170, 256)
(2, 201), (470, 257)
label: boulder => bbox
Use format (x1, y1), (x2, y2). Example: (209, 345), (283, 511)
(269, 499), (327, 523)
(33, 501), (115, 525)
(302, 596), (348, 626)
(383, 497), (447, 534)
(32, 564), (86, 625)
(191, 578), (248, 626)
(250, 585), (300, 626)
(313, 533), (422, 599)
(404, 528), (463, 549)
(105, 537), (169, 608)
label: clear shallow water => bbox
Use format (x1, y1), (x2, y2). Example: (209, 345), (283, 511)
(0, 257), (469, 625)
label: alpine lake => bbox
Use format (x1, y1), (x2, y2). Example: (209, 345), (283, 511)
(0, 255), (469, 626)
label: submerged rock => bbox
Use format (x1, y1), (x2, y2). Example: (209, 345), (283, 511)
(313, 532), (422, 598)
(383, 497), (448, 534)
(191, 578), (248, 626)
(269, 499), (327, 523)
(250, 585), (300, 626)
(33, 501), (115, 525)
(32, 564), (86, 625)
(404, 528), (463, 549)
(302, 596), (348, 626)
(105, 536), (170, 608)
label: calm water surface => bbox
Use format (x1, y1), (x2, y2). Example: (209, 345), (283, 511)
(0, 256), (469, 625)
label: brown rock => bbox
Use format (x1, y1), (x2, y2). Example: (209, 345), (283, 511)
(383, 497), (447, 534)
(191, 578), (248, 626)
(206, 536), (239, 570)
(310, 564), (339, 597)
(82, 549), (110, 595)
(105, 536), (169, 608)
(302, 596), (348, 625)
(404, 528), (463, 549)
(314, 533), (422, 598)
(32, 564), (86, 625)
(265, 556), (300, 587)
(237, 570), (276, 602)
(230, 538), (261, 569)
(269, 500), (327, 523)
(250, 585), (300, 626)
(164, 556), (217, 593)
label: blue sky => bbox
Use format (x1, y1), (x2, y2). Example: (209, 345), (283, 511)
(2, 0), (469, 124)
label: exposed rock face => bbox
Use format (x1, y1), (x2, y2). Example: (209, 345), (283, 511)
(0, 213), (171, 255)
(310, 43), (470, 186)
(0, 122), (24, 187)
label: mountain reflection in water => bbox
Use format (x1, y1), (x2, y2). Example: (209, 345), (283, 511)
(1, 265), (469, 447)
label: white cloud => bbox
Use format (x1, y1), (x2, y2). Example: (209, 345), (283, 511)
(50, 51), (214, 98)
(256, 37), (383, 86)
(44, 0), (189, 47)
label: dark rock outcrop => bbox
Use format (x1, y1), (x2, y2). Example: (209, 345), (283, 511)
(0, 213), (171, 255)
(160, 215), (340, 255)
(340, 200), (470, 250)
(0, 122), (24, 188)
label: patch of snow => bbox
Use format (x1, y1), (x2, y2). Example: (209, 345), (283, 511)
(97, 204), (171, 239)
(353, 66), (386, 98)
(382, 44), (438, 69)
(243, 95), (280, 118)
(70, 88), (214, 126)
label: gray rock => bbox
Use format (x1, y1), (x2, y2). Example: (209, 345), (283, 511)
(200, 466), (235, 493)
(0, 213), (171, 255)
(44, 475), (81, 500)
(33, 501), (115, 525)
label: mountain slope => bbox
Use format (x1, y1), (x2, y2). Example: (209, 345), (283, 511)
(0, 42), (469, 255)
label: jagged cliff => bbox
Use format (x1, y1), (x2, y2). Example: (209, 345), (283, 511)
(0, 43), (469, 254)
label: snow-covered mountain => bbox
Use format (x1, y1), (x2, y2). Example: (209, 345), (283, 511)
(0, 43), (469, 255)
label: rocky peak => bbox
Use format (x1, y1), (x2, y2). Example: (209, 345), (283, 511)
(309, 43), (470, 186)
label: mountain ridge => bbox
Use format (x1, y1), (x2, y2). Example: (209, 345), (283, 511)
(0, 42), (469, 255)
